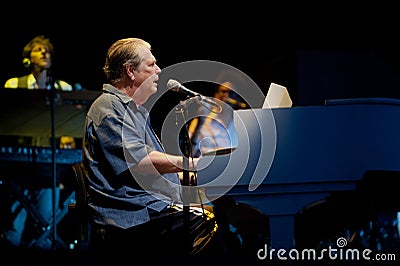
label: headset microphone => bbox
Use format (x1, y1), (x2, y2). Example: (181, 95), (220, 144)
(22, 58), (31, 68)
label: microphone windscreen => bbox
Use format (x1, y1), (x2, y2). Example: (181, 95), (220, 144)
(167, 79), (180, 91)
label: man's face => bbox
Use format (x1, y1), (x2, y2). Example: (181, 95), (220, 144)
(30, 44), (52, 69)
(216, 86), (230, 101)
(133, 47), (161, 103)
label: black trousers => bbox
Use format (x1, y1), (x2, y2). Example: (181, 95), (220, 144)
(89, 205), (226, 261)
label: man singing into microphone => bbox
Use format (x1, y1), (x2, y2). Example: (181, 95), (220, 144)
(81, 38), (231, 260)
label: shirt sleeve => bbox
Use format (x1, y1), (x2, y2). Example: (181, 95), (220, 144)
(4, 78), (18, 88)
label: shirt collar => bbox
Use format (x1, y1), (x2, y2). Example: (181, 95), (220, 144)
(102, 84), (133, 105)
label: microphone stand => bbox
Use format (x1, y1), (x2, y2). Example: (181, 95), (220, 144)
(46, 76), (58, 250)
(175, 97), (194, 255)
(172, 91), (222, 254)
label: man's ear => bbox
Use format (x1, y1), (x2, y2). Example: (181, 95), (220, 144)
(126, 65), (136, 80)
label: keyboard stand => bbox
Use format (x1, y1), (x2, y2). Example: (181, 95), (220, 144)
(8, 182), (75, 249)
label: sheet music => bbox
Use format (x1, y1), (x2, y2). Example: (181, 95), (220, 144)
(262, 83), (292, 109)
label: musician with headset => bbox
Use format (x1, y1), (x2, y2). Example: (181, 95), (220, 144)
(2, 35), (73, 251)
(4, 35), (72, 91)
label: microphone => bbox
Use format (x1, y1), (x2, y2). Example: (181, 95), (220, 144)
(167, 79), (200, 97)
(22, 58), (31, 68)
(167, 79), (222, 113)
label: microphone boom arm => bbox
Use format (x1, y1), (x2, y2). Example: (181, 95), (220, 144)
(167, 79), (222, 113)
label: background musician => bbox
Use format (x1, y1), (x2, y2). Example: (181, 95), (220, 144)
(2, 35), (73, 250)
(188, 81), (246, 157)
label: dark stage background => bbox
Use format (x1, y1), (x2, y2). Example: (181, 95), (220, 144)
(1, 3), (400, 262)
(1, 4), (399, 130)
